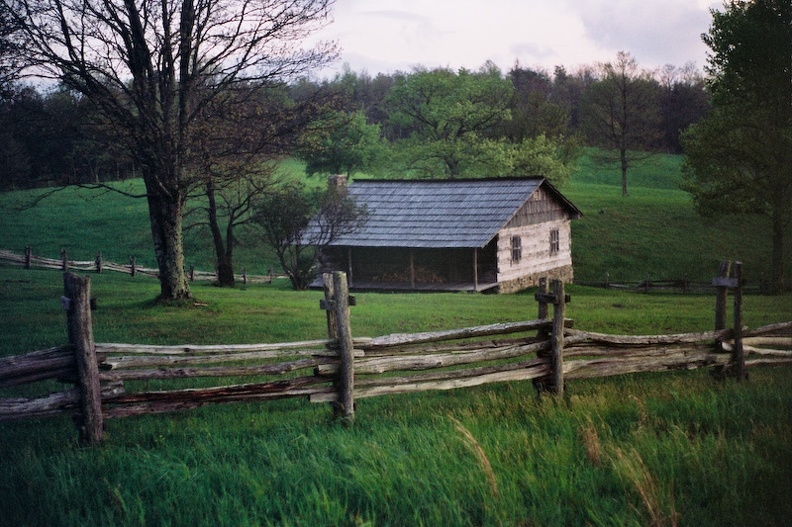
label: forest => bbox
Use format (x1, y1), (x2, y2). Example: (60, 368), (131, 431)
(0, 55), (708, 191)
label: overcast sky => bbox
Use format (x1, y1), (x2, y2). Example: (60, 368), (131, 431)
(309, 0), (722, 77)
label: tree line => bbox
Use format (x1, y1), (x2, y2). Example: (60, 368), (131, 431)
(0, 54), (709, 191)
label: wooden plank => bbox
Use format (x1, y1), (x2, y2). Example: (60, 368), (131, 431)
(317, 339), (557, 376)
(361, 318), (570, 350)
(103, 376), (330, 418)
(720, 342), (792, 357)
(564, 352), (731, 380)
(565, 328), (732, 346)
(99, 357), (329, 382)
(0, 382), (124, 422)
(361, 335), (545, 357)
(101, 348), (363, 370)
(0, 345), (75, 386)
(742, 336), (792, 347)
(564, 343), (713, 359)
(743, 321), (792, 338)
(95, 339), (338, 355)
(311, 360), (551, 402)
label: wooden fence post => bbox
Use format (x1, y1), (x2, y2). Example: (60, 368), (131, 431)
(550, 279), (567, 397)
(321, 272), (356, 423)
(711, 260), (732, 381)
(242, 268), (247, 285)
(189, 265), (195, 282)
(24, 246), (32, 269)
(130, 256), (136, 277)
(537, 277), (549, 320)
(63, 273), (103, 445)
(95, 251), (103, 273)
(731, 262), (746, 381)
(533, 278), (567, 397)
(532, 278), (550, 394)
(61, 248), (68, 271)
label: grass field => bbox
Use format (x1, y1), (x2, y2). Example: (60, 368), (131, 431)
(0, 151), (788, 285)
(1, 152), (791, 526)
(0, 269), (790, 526)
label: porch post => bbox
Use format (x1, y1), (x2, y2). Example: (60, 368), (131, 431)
(347, 247), (354, 287)
(473, 248), (479, 292)
(409, 249), (415, 289)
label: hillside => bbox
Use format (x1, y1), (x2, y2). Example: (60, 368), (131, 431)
(0, 152), (787, 286)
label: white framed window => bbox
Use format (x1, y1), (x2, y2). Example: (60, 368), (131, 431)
(511, 235), (522, 263)
(550, 229), (560, 254)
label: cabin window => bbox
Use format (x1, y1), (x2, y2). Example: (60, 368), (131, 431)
(511, 236), (522, 263)
(550, 229), (560, 254)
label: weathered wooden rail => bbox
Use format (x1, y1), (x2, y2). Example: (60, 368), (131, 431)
(0, 247), (280, 284)
(1, 264), (790, 445)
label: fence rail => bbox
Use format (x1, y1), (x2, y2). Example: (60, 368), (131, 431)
(1, 263), (790, 445)
(577, 275), (771, 294)
(0, 248), (280, 284)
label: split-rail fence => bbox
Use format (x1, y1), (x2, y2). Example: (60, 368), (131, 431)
(0, 263), (790, 446)
(0, 247), (279, 284)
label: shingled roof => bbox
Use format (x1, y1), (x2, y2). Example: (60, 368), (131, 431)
(320, 177), (581, 249)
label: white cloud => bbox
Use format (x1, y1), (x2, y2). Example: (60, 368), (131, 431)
(309, 0), (717, 77)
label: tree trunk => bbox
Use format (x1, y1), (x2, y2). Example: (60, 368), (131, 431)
(771, 209), (786, 294)
(206, 180), (235, 287)
(620, 146), (629, 197)
(145, 182), (191, 301)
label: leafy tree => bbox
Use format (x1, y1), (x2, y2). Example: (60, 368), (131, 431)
(384, 65), (512, 178)
(252, 182), (366, 290)
(550, 65), (596, 131)
(505, 65), (568, 142)
(581, 52), (662, 197)
(300, 110), (383, 177)
(9, 0), (336, 300)
(502, 134), (574, 185)
(682, 0), (791, 293)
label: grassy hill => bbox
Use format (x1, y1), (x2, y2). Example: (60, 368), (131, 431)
(0, 150), (786, 285)
(0, 151), (790, 526)
(0, 269), (790, 527)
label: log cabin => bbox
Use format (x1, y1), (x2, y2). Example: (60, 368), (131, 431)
(311, 176), (582, 293)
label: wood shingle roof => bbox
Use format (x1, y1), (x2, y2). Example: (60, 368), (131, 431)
(320, 177), (581, 249)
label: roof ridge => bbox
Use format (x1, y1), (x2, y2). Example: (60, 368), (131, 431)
(351, 177), (545, 184)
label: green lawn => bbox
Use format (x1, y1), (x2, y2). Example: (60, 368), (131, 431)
(0, 268), (790, 526)
(1, 152), (791, 526)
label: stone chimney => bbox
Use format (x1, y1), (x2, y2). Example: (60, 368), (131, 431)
(327, 174), (348, 196)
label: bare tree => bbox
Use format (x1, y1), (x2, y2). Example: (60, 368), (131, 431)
(8, 0), (336, 300)
(582, 52), (661, 197)
(185, 82), (331, 287)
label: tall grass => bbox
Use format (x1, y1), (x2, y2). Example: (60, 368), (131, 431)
(0, 269), (790, 526)
(1, 151), (790, 526)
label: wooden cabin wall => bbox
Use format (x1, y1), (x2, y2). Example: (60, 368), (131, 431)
(496, 218), (574, 292)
